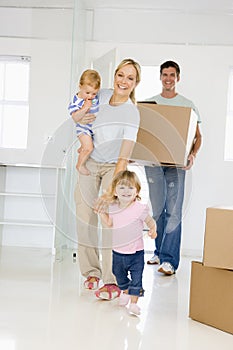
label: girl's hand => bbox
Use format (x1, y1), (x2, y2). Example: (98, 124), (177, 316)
(148, 228), (157, 239)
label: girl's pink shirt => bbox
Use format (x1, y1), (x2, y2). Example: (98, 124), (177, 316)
(109, 201), (149, 254)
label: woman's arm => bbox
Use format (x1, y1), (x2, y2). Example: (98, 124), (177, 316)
(114, 139), (135, 176)
(94, 140), (136, 213)
(71, 108), (89, 124)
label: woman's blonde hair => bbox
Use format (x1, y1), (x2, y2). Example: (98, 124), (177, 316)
(79, 69), (101, 89)
(108, 170), (141, 202)
(114, 58), (141, 104)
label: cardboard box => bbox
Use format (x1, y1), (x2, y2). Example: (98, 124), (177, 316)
(131, 103), (198, 167)
(189, 261), (233, 335)
(203, 206), (233, 270)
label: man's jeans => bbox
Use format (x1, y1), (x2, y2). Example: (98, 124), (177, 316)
(145, 165), (186, 270)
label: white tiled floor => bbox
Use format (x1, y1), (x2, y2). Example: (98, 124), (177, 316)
(0, 247), (232, 350)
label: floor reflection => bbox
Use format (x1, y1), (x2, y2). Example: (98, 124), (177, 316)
(0, 247), (232, 350)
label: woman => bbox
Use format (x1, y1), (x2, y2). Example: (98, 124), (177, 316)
(74, 58), (141, 300)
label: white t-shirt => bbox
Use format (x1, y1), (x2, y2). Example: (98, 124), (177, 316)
(91, 89), (140, 163)
(146, 93), (201, 123)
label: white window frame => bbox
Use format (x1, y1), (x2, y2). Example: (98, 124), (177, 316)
(0, 55), (30, 149)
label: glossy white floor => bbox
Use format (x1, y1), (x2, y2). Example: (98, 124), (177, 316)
(0, 247), (232, 350)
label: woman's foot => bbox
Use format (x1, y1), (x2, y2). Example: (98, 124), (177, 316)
(119, 292), (130, 306)
(128, 303), (141, 316)
(84, 276), (100, 290)
(95, 284), (121, 300)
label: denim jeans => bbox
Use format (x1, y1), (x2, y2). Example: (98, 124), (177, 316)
(145, 165), (186, 270)
(112, 250), (145, 297)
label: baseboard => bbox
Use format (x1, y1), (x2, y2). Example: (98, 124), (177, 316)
(181, 248), (202, 258)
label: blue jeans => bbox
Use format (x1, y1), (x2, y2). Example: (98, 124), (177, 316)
(145, 166), (186, 270)
(112, 250), (145, 297)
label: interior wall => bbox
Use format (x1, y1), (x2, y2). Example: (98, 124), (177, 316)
(1, 5), (233, 255)
(90, 9), (233, 46)
(0, 7), (74, 166)
(84, 8), (233, 256)
(0, 7), (76, 249)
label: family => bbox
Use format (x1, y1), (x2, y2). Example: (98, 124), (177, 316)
(68, 58), (202, 316)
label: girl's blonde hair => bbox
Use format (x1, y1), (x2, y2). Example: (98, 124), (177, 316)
(108, 170), (141, 202)
(114, 58), (141, 104)
(79, 69), (101, 89)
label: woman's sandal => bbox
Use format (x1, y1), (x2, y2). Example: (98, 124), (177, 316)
(95, 284), (121, 300)
(84, 276), (100, 290)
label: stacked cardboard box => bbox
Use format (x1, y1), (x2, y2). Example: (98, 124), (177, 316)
(189, 206), (233, 334)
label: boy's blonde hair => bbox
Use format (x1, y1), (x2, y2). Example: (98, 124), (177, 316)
(108, 170), (141, 202)
(79, 69), (101, 89)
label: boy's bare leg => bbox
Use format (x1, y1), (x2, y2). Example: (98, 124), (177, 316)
(76, 134), (94, 175)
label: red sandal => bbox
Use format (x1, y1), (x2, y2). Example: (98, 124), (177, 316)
(95, 284), (121, 300)
(84, 276), (100, 290)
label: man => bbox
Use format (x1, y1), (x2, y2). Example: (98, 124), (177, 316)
(145, 60), (202, 275)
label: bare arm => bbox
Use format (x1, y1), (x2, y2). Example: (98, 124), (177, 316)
(93, 140), (136, 213)
(144, 214), (157, 239)
(184, 123), (202, 170)
(113, 139), (135, 176)
(71, 99), (96, 124)
(99, 212), (113, 228)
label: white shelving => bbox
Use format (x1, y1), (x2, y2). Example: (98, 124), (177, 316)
(0, 163), (66, 255)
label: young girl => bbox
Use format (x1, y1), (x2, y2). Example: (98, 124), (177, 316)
(68, 69), (101, 175)
(97, 170), (157, 315)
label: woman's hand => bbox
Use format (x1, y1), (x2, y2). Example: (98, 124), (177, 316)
(93, 193), (111, 214)
(79, 113), (96, 125)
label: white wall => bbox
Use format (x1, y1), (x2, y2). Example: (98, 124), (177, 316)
(1, 5), (233, 255)
(83, 8), (233, 257)
(0, 7), (74, 166)
(0, 7), (76, 249)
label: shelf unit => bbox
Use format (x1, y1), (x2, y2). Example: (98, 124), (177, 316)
(0, 163), (66, 255)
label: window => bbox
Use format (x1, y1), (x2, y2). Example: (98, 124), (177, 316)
(0, 55), (30, 149)
(224, 67), (233, 160)
(135, 65), (160, 101)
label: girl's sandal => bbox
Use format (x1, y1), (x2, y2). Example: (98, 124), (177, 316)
(84, 276), (100, 290)
(95, 284), (121, 300)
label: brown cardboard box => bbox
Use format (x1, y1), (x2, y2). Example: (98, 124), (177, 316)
(189, 261), (233, 335)
(203, 206), (233, 270)
(131, 103), (198, 167)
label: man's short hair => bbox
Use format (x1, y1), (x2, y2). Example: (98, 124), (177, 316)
(160, 61), (180, 76)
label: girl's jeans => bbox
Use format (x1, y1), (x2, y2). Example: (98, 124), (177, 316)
(112, 250), (145, 297)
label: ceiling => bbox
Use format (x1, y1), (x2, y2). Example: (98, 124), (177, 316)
(0, 0), (233, 14)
